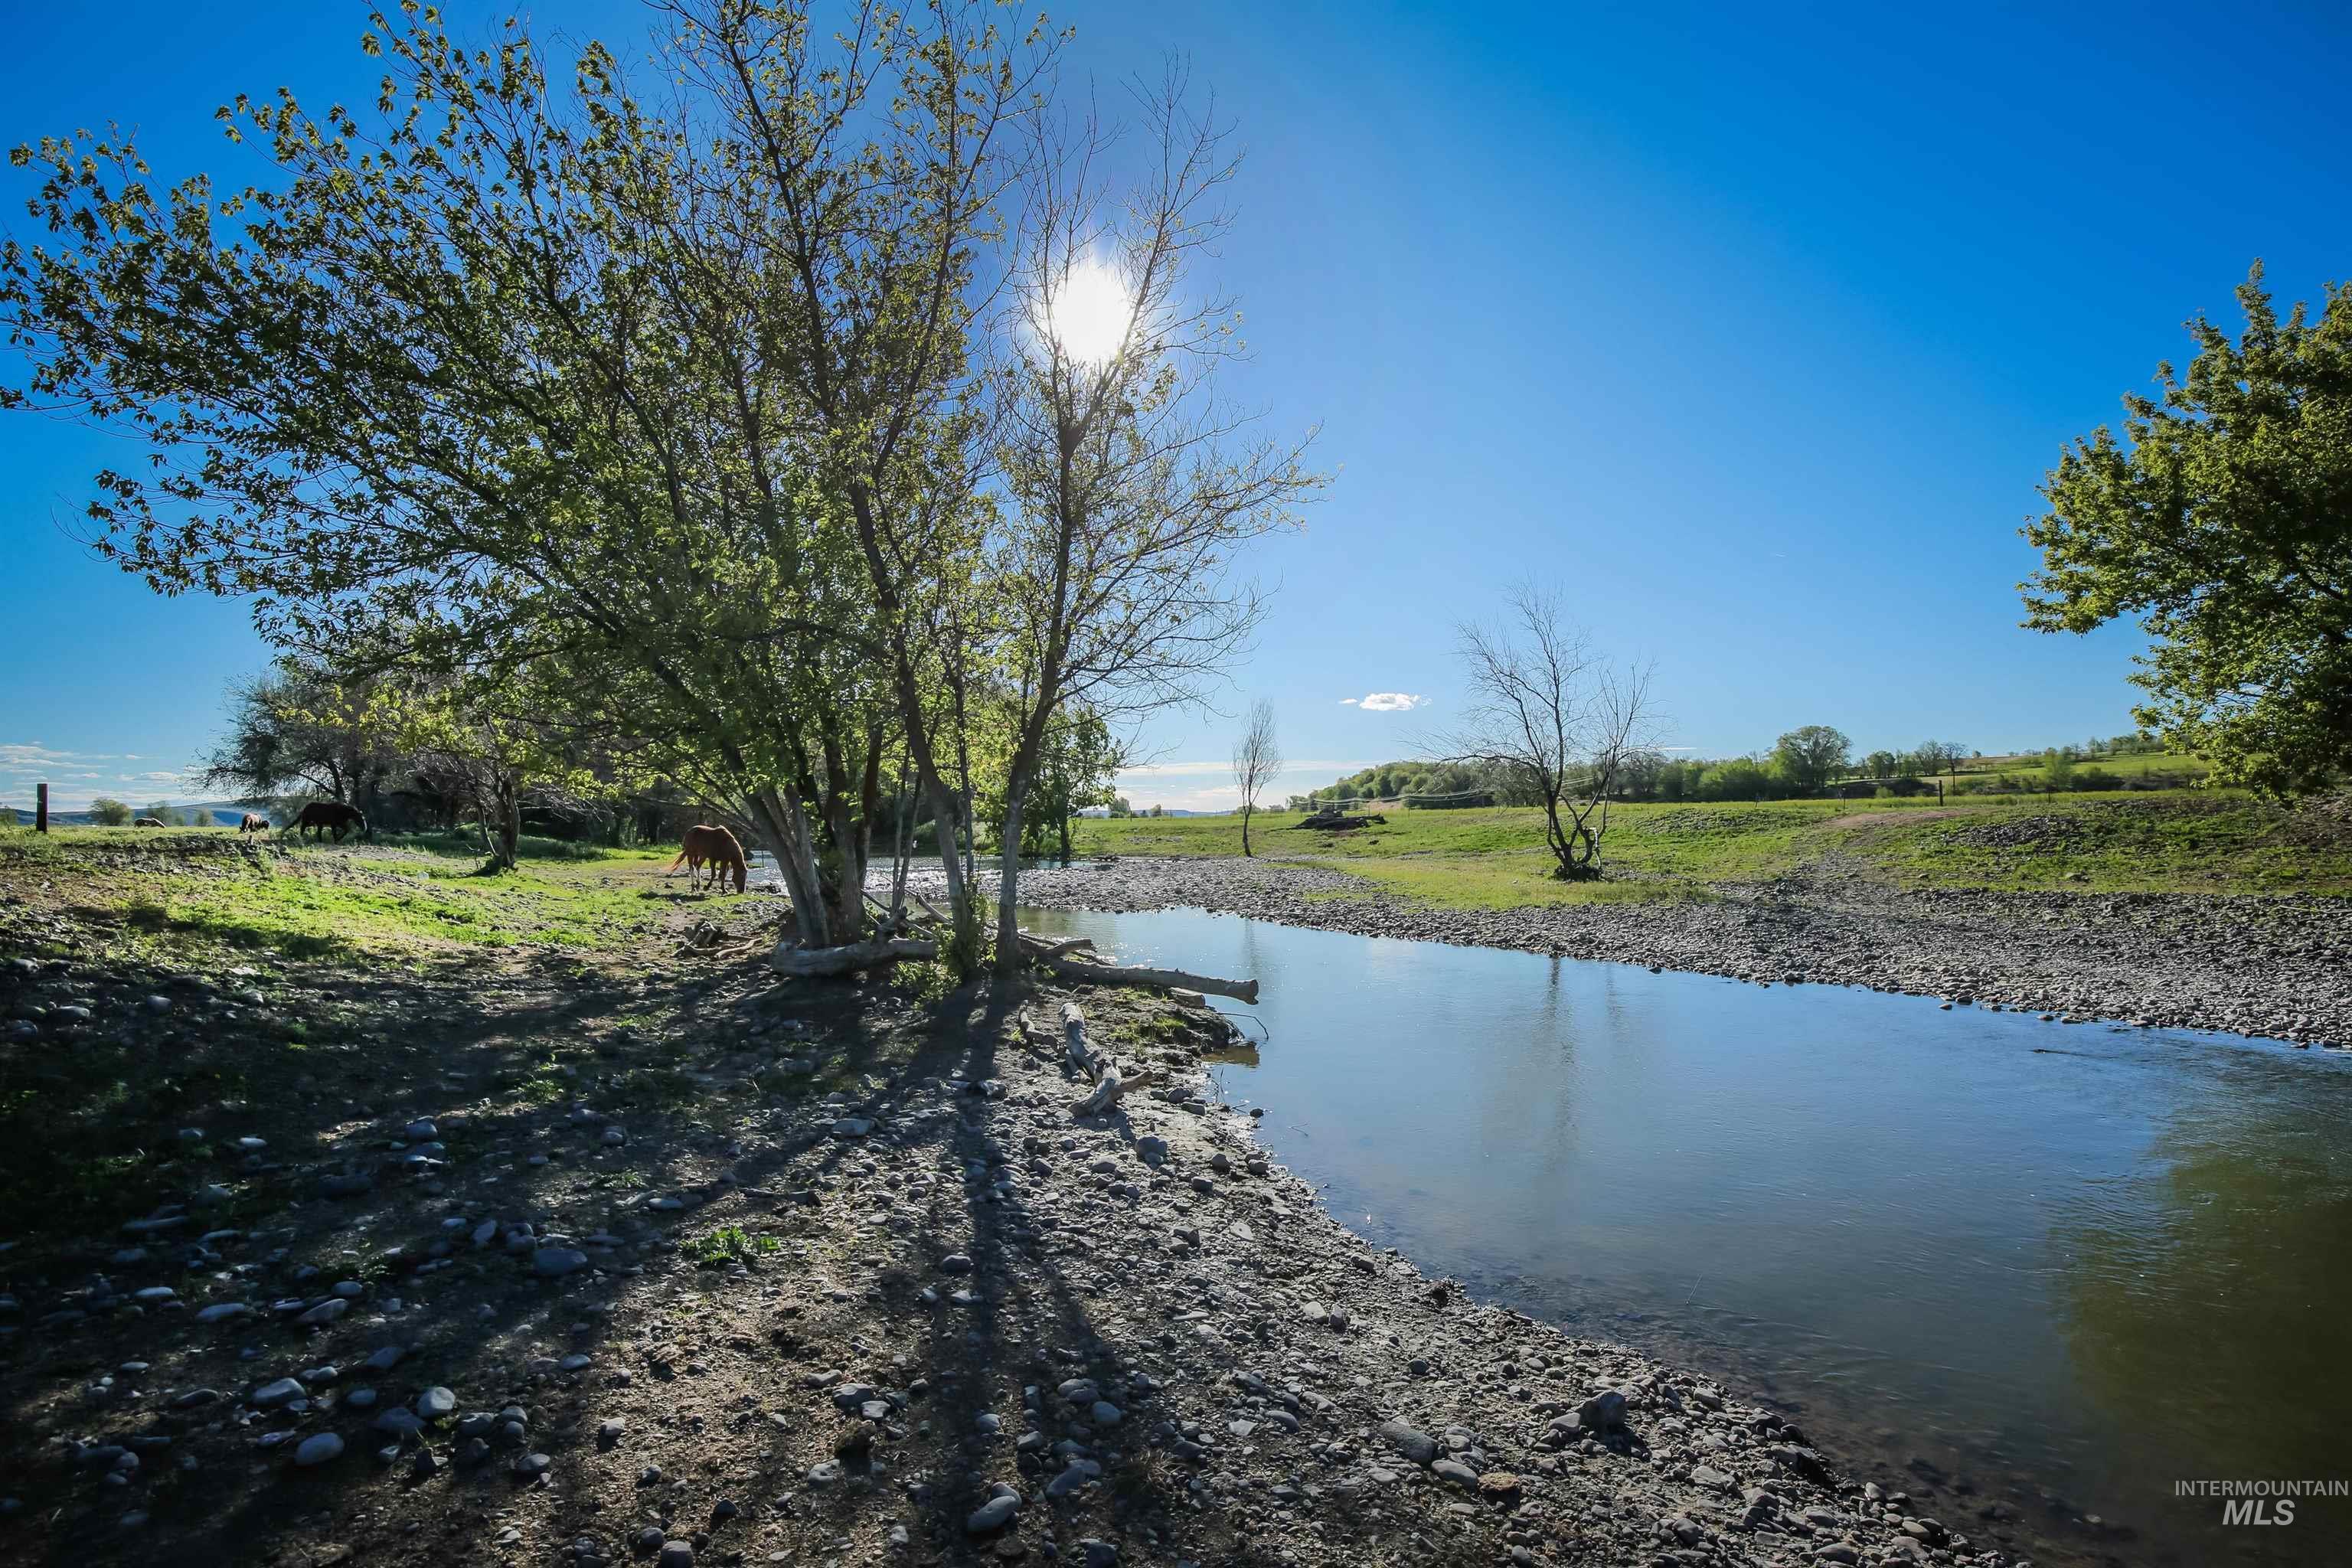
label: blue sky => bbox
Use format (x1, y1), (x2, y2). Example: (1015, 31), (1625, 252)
(3, 2), (2348, 810)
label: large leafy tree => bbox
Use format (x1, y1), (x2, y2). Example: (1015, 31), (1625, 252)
(0, 2), (1024, 947)
(1771, 725), (1851, 793)
(2024, 265), (2352, 797)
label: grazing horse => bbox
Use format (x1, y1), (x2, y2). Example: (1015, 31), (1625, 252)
(667, 824), (748, 893)
(132, 816), (165, 828)
(239, 812), (271, 835)
(289, 801), (369, 843)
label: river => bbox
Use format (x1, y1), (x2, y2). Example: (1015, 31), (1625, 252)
(1016, 902), (2352, 1567)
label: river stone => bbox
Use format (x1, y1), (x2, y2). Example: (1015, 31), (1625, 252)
(966, 1494), (1019, 1532)
(1431, 1458), (1478, 1488)
(532, 1248), (589, 1277)
(374, 1408), (425, 1439)
(1577, 1390), (1628, 1432)
(1047, 1460), (1100, 1498)
(296, 1298), (348, 1327)
(415, 1386), (456, 1418)
(194, 1303), (250, 1324)
(657, 1543), (694, 1568)
(250, 1378), (304, 1410)
(1378, 1419), (1438, 1465)
(293, 1432), (344, 1466)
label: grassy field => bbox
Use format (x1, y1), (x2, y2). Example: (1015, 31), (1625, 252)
(0, 825), (693, 962)
(1077, 791), (2352, 909)
(1950, 750), (2213, 789)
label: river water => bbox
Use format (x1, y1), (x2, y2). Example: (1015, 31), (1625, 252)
(1016, 903), (2352, 1567)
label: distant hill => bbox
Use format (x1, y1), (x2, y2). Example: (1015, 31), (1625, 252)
(3, 800), (253, 828)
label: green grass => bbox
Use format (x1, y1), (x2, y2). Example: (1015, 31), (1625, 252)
(145, 858), (665, 959)
(1872, 795), (2352, 893)
(1950, 750), (2212, 789)
(686, 1224), (780, 1266)
(372, 829), (671, 862)
(1075, 792), (2352, 908)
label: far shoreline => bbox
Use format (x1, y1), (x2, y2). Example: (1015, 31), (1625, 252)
(991, 851), (2352, 1051)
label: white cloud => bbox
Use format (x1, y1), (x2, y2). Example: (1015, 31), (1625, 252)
(1355, 692), (1426, 712)
(0, 741), (204, 812)
(1338, 697), (1357, 704)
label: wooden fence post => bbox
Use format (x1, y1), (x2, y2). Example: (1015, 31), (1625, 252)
(36, 782), (48, 834)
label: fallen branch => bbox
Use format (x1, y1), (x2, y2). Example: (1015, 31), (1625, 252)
(1058, 1001), (1153, 1115)
(1073, 1063), (1125, 1116)
(769, 935), (938, 978)
(1015, 930), (1099, 962)
(1060, 1001), (1097, 1073)
(1035, 950), (1259, 1004)
(1013, 1009), (1063, 1061)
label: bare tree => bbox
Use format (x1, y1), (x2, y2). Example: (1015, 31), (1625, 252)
(1230, 699), (1281, 856)
(1436, 584), (1658, 880)
(1916, 739), (1969, 779)
(980, 71), (1322, 969)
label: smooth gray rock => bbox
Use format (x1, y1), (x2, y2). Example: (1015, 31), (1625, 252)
(250, 1378), (304, 1410)
(293, 1432), (344, 1467)
(966, 1494), (1019, 1532)
(1378, 1419), (1437, 1465)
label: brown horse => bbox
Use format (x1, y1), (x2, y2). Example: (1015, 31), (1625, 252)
(667, 824), (748, 893)
(238, 813), (270, 835)
(289, 801), (370, 843)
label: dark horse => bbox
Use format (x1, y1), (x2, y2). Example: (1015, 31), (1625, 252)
(289, 801), (370, 843)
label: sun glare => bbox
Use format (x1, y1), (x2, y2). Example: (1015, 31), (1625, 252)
(1045, 260), (1131, 365)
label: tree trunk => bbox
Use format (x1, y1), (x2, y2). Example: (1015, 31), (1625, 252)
(493, 774), (520, 871)
(1241, 802), (1253, 857)
(928, 779), (984, 975)
(752, 786), (829, 949)
(992, 782), (1028, 978)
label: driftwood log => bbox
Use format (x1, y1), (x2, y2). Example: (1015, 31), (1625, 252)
(1012, 929), (1257, 1003)
(770, 935), (938, 978)
(1060, 1001), (1155, 1116)
(1039, 949), (1259, 1004)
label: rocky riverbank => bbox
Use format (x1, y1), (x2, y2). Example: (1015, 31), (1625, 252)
(1004, 854), (2352, 1049)
(0, 907), (2013, 1568)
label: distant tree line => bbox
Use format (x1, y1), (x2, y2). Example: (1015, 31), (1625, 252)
(1282, 725), (2189, 811)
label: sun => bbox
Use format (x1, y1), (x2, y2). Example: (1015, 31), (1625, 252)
(1045, 259), (1131, 365)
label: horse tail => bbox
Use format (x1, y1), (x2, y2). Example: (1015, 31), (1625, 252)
(356, 811), (371, 841)
(666, 848), (689, 874)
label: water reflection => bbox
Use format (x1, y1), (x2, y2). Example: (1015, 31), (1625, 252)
(1018, 903), (2352, 1568)
(2053, 1085), (2352, 1563)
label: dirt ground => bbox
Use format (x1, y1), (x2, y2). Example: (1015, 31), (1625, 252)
(1, 835), (2023, 1568)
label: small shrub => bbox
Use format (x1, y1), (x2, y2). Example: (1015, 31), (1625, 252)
(896, 958), (955, 1007)
(687, 1225), (779, 1266)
